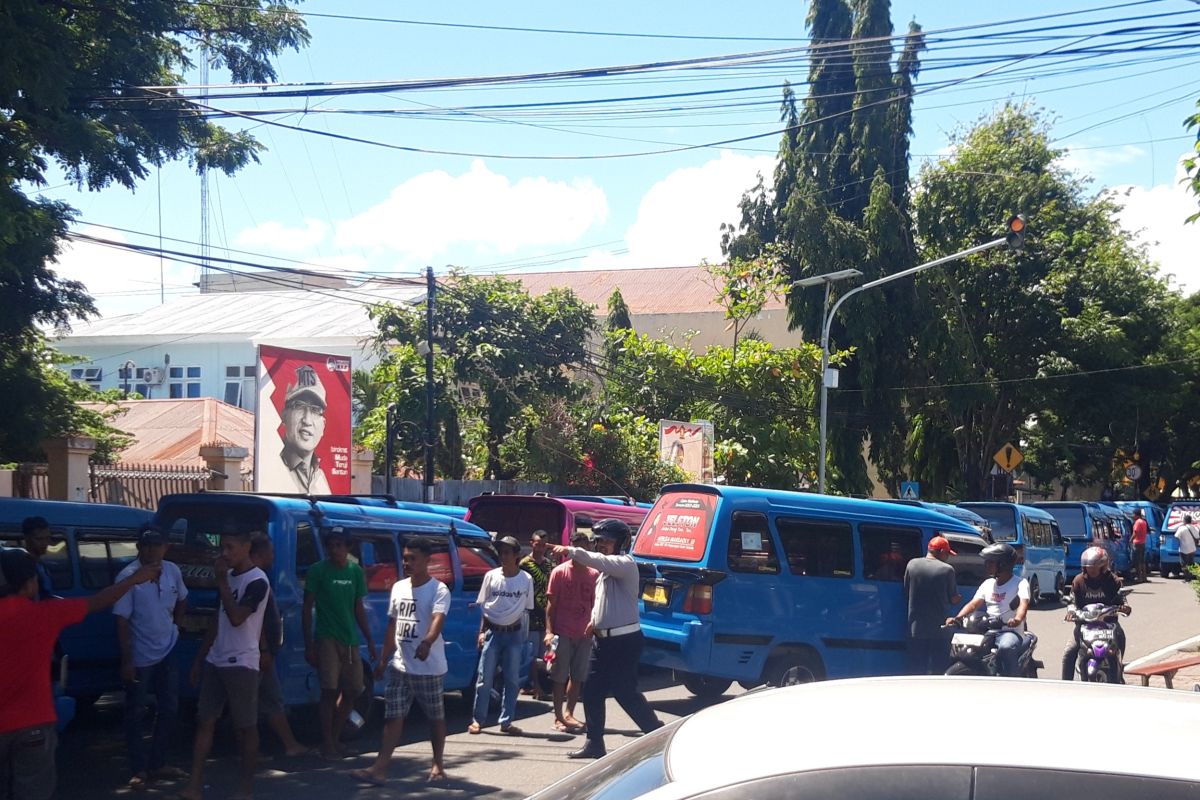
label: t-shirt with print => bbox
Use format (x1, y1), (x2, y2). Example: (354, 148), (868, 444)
(973, 574), (1030, 633)
(388, 577), (451, 676)
(519, 555), (553, 630)
(112, 559), (189, 667)
(476, 568), (534, 627)
(305, 559), (367, 645)
(206, 566), (270, 671)
(546, 562), (597, 640)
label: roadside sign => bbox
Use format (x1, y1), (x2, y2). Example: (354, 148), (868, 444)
(1125, 464), (1143, 481)
(900, 481), (920, 500)
(993, 442), (1023, 473)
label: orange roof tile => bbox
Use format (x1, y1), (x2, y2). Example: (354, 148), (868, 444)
(82, 398), (256, 469)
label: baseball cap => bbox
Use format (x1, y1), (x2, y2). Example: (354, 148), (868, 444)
(284, 364), (327, 409)
(496, 535), (521, 553)
(928, 536), (957, 556)
(137, 524), (166, 547)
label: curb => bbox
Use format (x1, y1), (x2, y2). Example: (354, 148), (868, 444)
(1124, 633), (1200, 672)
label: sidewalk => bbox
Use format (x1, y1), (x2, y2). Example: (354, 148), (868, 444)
(1124, 634), (1200, 690)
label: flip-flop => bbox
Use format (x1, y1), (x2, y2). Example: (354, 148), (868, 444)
(467, 721), (482, 734)
(500, 724), (523, 735)
(349, 769), (386, 787)
(128, 774), (149, 791)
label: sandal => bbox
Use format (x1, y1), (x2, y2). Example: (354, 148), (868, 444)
(467, 721), (482, 734)
(500, 724), (523, 735)
(349, 769), (386, 787)
(128, 774), (150, 791)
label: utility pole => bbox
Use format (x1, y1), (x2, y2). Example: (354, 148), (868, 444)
(424, 266), (436, 503)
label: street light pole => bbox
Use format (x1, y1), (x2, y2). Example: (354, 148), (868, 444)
(815, 235), (1010, 494)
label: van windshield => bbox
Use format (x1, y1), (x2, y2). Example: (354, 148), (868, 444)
(1041, 507), (1086, 539)
(157, 502), (270, 588)
(965, 506), (1017, 542)
(632, 492), (717, 562)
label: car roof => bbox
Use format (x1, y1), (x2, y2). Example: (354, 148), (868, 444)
(0, 498), (153, 528)
(960, 501), (1056, 522)
(663, 677), (1200, 790)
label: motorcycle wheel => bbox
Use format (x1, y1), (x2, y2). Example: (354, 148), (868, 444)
(945, 662), (977, 677)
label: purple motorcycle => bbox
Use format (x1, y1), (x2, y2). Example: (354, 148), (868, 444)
(1067, 587), (1132, 683)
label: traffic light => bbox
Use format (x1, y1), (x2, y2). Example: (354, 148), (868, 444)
(1006, 214), (1027, 252)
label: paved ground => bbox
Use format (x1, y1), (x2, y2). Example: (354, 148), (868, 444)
(56, 575), (1200, 799)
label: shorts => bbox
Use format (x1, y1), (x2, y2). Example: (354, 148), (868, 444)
(317, 638), (364, 695)
(549, 636), (592, 684)
(384, 667), (444, 721)
(258, 663), (285, 720)
(198, 663), (260, 729)
(0, 724), (57, 800)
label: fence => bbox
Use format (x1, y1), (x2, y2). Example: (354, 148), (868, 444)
(13, 464), (49, 499)
(89, 463), (214, 509)
(372, 477), (564, 506)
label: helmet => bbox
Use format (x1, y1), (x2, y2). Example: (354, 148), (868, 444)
(981, 542), (1018, 571)
(1081, 545), (1109, 570)
(591, 518), (631, 547)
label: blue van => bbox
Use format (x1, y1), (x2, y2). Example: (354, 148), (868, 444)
(0, 498), (153, 702)
(1158, 501), (1200, 578)
(307, 494), (469, 520)
(960, 503), (1067, 602)
(1116, 500), (1165, 570)
(1032, 502), (1113, 580)
(631, 485), (986, 695)
(1095, 504), (1134, 578)
(881, 500), (993, 541)
(154, 492), (514, 722)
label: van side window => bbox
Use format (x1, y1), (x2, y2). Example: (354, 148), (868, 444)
(349, 532), (400, 593)
(459, 540), (499, 593)
(1050, 523), (1064, 547)
(1, 531), (73, 590)
(78, 536), (138, 589)
(726, 512), (779, 574)
(947, 536), (988, 587)
(407, 533), (455, 592)
(775, 518), (854, 578)
(296, 523), (319, 584)
(859, 525), (922, 582)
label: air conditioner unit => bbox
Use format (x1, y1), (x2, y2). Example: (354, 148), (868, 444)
(145, 367), (165, 385)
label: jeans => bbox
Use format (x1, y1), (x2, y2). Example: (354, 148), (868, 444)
(995, 630), (1032, 677)
(473, 628), (523, 727)
(0, 725), (57, 800)
(906, 635), (950, 676)
(1061, 622), (1126, 680)
(124, 655), (180, 775)
(582, 631), (661, 750)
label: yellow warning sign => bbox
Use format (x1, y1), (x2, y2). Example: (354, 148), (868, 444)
(993, 442), (1024, 473)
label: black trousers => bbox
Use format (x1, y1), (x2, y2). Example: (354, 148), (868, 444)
(583, 631), (661, 748)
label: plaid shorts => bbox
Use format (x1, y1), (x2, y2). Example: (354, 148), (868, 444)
(384, 667), (445, 721)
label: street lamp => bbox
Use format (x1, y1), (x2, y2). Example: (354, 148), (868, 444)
(120, 360), (136, 399)
(383, 404), (430, 497)
(803, 218), (1025, 494)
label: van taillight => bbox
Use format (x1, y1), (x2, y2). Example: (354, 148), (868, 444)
(683, 584), (713, 615)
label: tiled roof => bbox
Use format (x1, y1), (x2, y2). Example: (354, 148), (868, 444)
(83, 398), (255, 469)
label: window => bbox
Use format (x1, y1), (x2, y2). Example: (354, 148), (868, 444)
(776, 517), (854, 578)
(296, 523), (319, 582)
(0, 532), (72, 590)
(69, 367), (103, 390)
(726, 511), (778, 574)
(347, 532), (400, 593)
(168, 365), (201, 399)
(404, 533), (455, 591)
(458, 539), (499, 594)
(223, 365), (257, 411)
(859, 525), (922, 582)
(77, 536), (139, 589)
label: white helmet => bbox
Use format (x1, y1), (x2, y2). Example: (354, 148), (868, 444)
(1081, 546), (1109, 570)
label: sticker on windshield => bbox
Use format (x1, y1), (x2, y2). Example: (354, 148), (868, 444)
(634, 492), (717, 561)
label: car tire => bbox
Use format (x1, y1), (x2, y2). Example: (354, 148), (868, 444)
(1028, 575), (1040, 605)
(681, 673), (732, 699)
(766, 650), (825, 687)
(1161, 564), (1172, 579)
(1054, 573), (1066, 601)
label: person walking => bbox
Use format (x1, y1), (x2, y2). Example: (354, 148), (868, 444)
(468, 536), (533, 736)
(544, 531), (597, 733)
(519, 531), (553, 699)
(113, 525), (190, 790)
(180, 530), (271, 800)
(548, 518), (663, 760)
(1130, 509), (1149, 583)
(350, 537), (450, 786)
(19, 517), (54, 599)
(302, 527), (376, 760)
(902, 536), (961, 675)
(1176, 514), (1199, 577)
(1, 549), (160, 800)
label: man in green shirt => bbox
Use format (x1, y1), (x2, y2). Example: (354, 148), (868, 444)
(303, 528), (376, 760)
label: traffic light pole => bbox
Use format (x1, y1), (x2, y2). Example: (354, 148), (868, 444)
(424, 266), (436, 503)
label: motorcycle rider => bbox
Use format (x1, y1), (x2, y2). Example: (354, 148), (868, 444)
(1061, 545), (1130, 680)
(945, 543), (1032, 677)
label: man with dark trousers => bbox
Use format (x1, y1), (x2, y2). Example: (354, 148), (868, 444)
(549, 518), (662, 760)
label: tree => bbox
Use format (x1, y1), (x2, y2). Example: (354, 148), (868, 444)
(704, 254), (788, 362)
(0, 1), (308, 462)
(1185, 100), (1200, 223)
(606, 288), (633, 332)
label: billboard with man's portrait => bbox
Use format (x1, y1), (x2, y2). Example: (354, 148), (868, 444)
(254, 345), (352, 494)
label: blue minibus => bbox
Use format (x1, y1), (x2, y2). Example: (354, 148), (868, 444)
(1116, 500), (1165, 570)
(1095, 504), (1134, 578)
(1158, 501), (1200, 578)
(1032, 502), (1112, 580)
(960, 503), (1067, 603)
(881, 500), (993, 541)
(0, 498), (153, 702)
(631, 485), (987, 696)
(154, 492), (514, 723)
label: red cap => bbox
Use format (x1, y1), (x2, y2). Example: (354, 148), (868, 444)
(928, 536), (957, 556)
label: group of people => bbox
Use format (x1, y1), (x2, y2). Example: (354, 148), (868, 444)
(0, 515), (664, 798)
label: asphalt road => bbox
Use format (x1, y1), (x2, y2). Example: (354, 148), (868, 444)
(56, 575), (1199, 799)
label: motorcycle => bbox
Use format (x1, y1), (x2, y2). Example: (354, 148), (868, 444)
(1065, 587), (1132, 683)
(944, 612), (1043, 678)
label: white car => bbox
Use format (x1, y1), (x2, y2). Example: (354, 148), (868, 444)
(530, 676), (1200, 800)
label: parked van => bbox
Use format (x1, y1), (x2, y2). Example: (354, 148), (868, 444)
(309, 494), (469, 520)
(154, 492), (512, 723)
(1095, 504), (1134, 578)
(1115, 500), (1165, 570)
(0, 498), (153, 701)
(1158, 501), (1200, 578)
(881, 500), (993, 541)
(960, 503), (1067, 602)
(466, 493), (648, 548)
(1032, 502), (1113, 580)
(631, 485), (986, 696)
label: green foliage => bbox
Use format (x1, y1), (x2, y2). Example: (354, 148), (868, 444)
(606, 288), (633, 332)
(704, 253), (788, 357)
(1185, 101), (1200, 224)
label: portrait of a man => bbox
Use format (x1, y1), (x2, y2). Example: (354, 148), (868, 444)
(280, 364), (332, 494)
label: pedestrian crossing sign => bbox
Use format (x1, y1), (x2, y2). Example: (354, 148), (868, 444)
(900, 482), (920, 500)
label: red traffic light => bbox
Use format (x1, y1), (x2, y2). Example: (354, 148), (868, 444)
(1006, 214), (1027, 251)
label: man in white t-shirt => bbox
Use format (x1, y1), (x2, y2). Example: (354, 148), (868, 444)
(113, 525), (189, 789)
(467, 536), (533, 735)
(351, 537), (450, 786)
(947, 542), (1032, 677)
(1176, 514), (1199, 573)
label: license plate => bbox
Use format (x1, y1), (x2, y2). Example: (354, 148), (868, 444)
(642, 583), (669, 606)
(951, 633), (986, 647)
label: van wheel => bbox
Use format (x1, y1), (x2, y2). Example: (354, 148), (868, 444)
(766, 650), (825, 687)
(1161, 564), (1172, 579)
(1054, 573), (1066, 601)
(1028, 576), (1040, 605)
(681, 674), (731, 698)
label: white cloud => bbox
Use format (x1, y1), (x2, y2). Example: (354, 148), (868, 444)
(1113, 153), (1200, 292)
(235, 218), (329, 253)
(52, 226), (195, 318)
(334, 160), (608, 259)
(1060, 144), (1145, 178)
(581, 150), (775, 269)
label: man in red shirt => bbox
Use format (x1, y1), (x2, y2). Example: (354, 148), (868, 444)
(1131, 509), (1150, 584)
(0, 549), (160, 800)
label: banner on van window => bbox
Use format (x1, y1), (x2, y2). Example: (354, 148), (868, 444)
(254, 345), (352, 494)
(659, 420), (715, 484)
(633, 491), (717, 561)
(1165, 505), (1200, 531)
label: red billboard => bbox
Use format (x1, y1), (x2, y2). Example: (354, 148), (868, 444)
(254, 345), (352, 494)
(633, 491), (717, 562)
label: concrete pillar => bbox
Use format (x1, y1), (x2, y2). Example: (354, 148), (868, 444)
(352, 448), (375, 495)
(200, 445), (249, 492)
(43, 436), (97, 502)
(0, 469), (13, 498)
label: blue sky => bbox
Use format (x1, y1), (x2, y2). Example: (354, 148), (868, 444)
(38, 0), (1200, 317)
